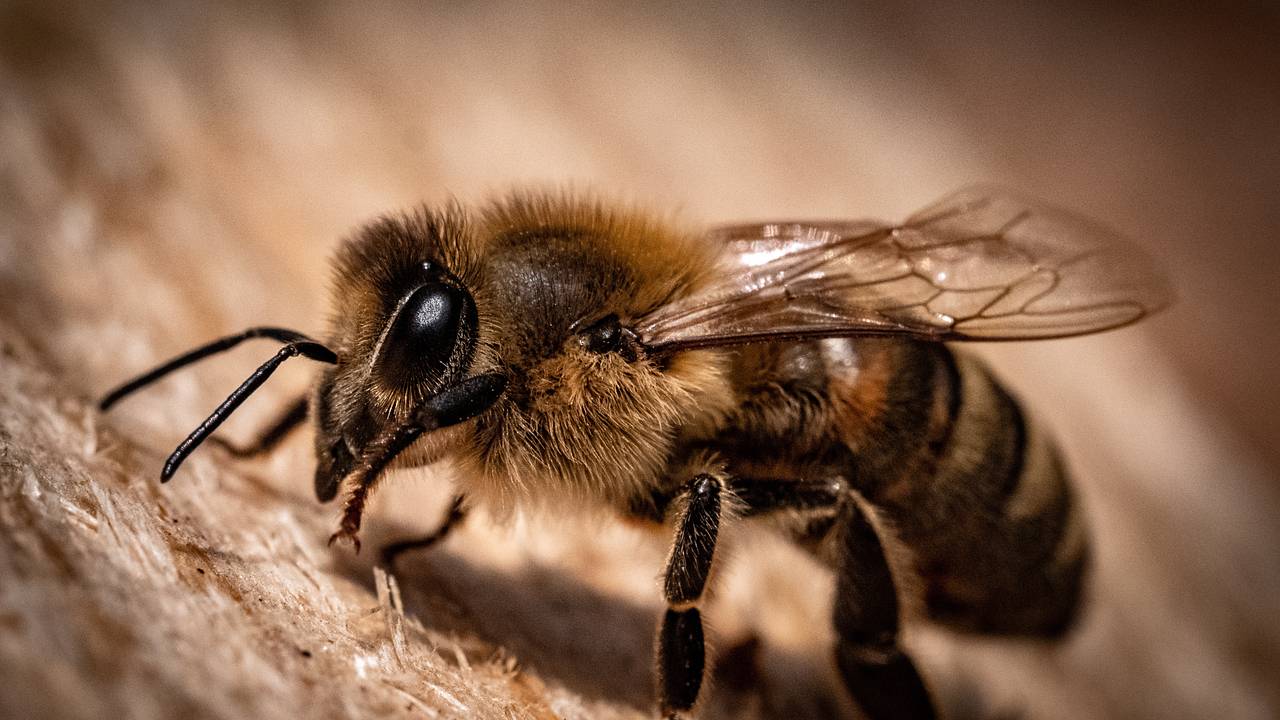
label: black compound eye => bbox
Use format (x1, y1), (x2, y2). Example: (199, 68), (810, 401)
(374, 282), (473, 386)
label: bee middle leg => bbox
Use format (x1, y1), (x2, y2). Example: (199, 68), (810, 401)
(655, 473), (849, 717)
(657, 472), (725, 719)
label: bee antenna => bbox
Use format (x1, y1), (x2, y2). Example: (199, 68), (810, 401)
(158, 339), (338, 482)
(100, 327), (334, 410)
(330, 372), (507, 551)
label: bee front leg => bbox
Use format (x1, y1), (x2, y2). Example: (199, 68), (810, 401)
(833, 499), (936, 720)
(657, 472), (726, 719)
(379, 493), (469, 568)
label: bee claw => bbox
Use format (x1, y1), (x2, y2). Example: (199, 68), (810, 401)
(327, 529), (362, 554)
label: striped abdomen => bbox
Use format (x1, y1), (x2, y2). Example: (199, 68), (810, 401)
(824, 338), (1089, 636)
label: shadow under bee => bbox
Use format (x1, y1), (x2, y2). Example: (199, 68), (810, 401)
(332, 539), (856, 720)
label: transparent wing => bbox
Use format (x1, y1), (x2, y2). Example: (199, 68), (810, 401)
(634, 185), (1172, 350)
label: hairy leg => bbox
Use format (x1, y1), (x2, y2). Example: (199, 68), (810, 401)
(657, 472), (724, 718)
(380, 494), (469, 568)
(648, 472), (935, 719)
(832, 498), (936, 720)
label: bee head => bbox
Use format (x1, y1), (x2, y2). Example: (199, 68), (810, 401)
(314, 192), (734, 511)
(313, 205), (493, 501)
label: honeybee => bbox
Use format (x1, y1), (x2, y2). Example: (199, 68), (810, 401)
(100, 186), (1170, 719)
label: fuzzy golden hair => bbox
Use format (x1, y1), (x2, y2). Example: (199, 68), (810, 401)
(319, 191), (738, 513)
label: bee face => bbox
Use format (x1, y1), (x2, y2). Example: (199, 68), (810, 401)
(309, 207), (483, 497)
(315, 194), (736, 508)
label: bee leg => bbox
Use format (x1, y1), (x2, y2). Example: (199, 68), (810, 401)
(731, 476), (845, 516)
(657, 472), (725, 719)
(833, 499), (936, 720)
(207, 395), (309, 458)
(329, 372), (507, 551)
(379, 494), (468, 568)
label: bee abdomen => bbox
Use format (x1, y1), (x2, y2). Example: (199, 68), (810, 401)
(851, 345), (1089, 637)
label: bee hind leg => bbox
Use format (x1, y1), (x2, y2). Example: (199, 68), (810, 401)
(652, 472), (936, 718)
(727, 475), (936, 718)
(833, 499), (936, 720)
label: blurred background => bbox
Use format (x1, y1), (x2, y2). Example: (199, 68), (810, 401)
(1, 1), (1277, 719)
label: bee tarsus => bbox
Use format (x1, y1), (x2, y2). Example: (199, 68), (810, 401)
(658, 607), (705, 718)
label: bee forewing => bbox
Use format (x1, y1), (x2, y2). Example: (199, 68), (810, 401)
(635, 186), (1171, 349)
